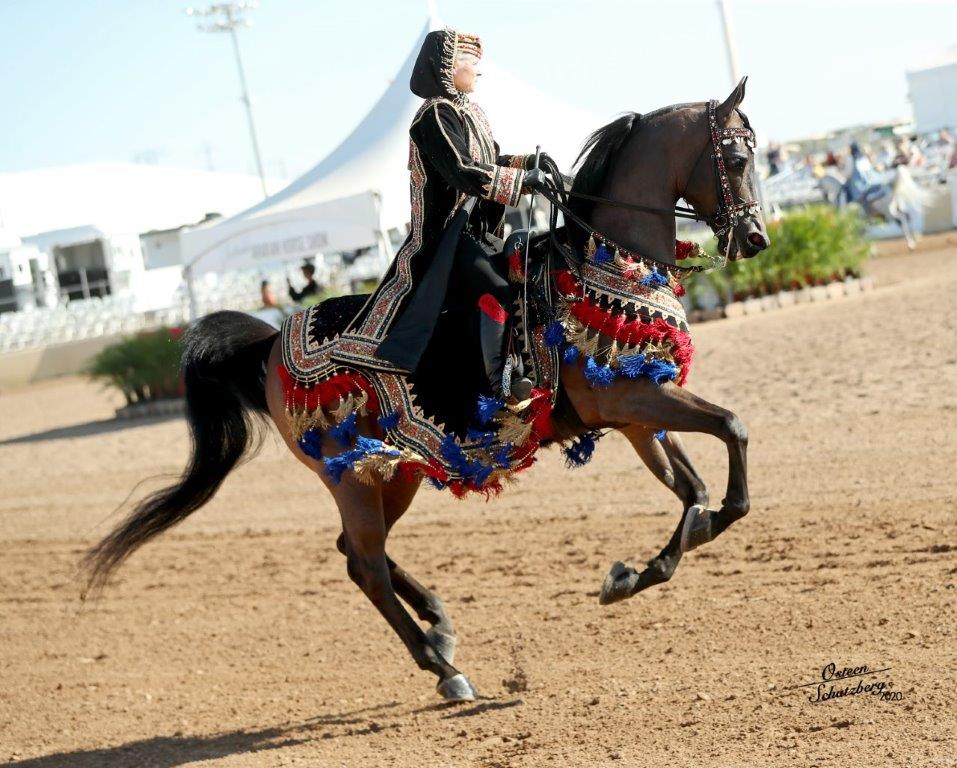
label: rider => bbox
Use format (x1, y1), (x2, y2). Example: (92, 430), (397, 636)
(373, 28), (547, 403)
(844, 142), (883, 205)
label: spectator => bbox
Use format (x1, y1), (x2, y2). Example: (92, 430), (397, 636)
(261, 280), (279, 308)
(287, 260), (322, 305)
(767, 143), (783, 176)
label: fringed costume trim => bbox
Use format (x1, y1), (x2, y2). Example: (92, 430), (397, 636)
(550, 269), (694, 389)
(278, 363), (555, 500)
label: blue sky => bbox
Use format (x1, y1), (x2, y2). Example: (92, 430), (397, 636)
(2, 0), (954, 179)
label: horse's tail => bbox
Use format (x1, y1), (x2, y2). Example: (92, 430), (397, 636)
(83, 311), (279, 594)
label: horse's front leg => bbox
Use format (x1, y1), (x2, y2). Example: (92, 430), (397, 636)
(599, 427), (710, 604)
(593, 379), (749, 600)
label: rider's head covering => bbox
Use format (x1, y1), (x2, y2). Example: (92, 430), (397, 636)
(849, 142), (862, 157)
(410, 28), (483, 104)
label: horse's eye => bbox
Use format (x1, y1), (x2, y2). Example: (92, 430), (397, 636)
(729, 155), (747, 171)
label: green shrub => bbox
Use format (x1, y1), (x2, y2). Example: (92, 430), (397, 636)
(685, 205), (869, 305)
(88, 327), (184, 405)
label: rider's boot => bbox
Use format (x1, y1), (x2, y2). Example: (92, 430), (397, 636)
(478, 295), (533, 405)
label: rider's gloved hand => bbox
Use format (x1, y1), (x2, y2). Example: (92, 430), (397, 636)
(530, 152), (556, 172)
(522, 168), (548, 192)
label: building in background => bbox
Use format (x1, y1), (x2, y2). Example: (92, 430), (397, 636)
(907, 46), (957, 134)
(0, 230), (54, 314)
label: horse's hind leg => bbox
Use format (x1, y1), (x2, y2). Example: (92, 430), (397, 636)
(333, 476), (477, 701)
(600, 427), (709, 604)
(335, 475), (458, 663)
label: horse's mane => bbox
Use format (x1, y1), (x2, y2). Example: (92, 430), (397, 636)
(568, 112), (640, 230)
(567, 105), (692, 241)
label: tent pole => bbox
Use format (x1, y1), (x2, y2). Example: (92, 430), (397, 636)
(372, 191), (394, 272)
(184, 263), (199, 322)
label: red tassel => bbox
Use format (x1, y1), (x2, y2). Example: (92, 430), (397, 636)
(478, 293), (509, 324)
(278, 364), (380, 415)
(675, 240), (694, 260)
(508, 249), (524, 282)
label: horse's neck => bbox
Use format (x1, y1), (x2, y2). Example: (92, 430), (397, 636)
(589, 147), (678, 264)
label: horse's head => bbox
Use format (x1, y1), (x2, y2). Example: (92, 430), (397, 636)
(680, 78), (769, 261)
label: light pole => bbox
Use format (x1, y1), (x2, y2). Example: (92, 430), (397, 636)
(186, 1), (269, 198)
(716, 0), (741, 87)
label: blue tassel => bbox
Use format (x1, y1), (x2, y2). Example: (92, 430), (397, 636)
(640, 270), (669, 288)
(469, 461), (495, 487)
(640, 357), (679, 384)
(427, 476), (447, 491)
(354, 435), (400, 457)
(562, 431), (600, 468)
(655, 429), (666, 441)
(563, 345), (580, 364)
(493, 443), (513, 468)
(466, 428), (496, 448)
(441, 433), (497, 486)
(328, 411), (357, 446)
(377, 411), (399, 431)
(323, 452), (357, 484)
(543, 320), (566, 348)
(593, 243), (612, 264)
(298, 427), (324, 460)
(476, 395), (504, 426)
(441, 434), (470, 473)
(584, 356), (616, 388)
(322, 436), (400, 484)
(617, 353), (646, 379)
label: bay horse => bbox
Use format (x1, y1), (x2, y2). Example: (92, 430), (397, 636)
(84, 78), (769, 702)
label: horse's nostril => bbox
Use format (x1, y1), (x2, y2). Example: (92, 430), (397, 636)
(748, 232), (768, 248)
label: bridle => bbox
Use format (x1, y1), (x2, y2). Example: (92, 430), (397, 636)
(538, 99), (761, 265)
(691, 99), (761, 241)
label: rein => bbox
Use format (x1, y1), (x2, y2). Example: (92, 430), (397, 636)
(555, 188), (704, 222)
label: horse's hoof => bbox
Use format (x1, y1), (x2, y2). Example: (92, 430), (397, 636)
(679, 504), (713, 553)
(437, 673), (478, 702)
(426, 628), (457, 665)
(599, 561), (640, 605)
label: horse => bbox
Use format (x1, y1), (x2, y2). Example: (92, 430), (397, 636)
(83, 78), (770, 703)
(817, 164), (929, 250)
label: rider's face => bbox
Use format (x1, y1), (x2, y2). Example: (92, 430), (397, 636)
(453, 54), (480, 93)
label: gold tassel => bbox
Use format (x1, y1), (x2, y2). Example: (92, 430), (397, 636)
(355, 389), (370, 417)
(580, 330), (599, 358)
(564, 314), (585, 338)
(497, 414), (535, 447)
(607, 340), (620, 368)
(352, 458), (380, 485)
(585, 235), (597, 261)
(332, 394), (355, 424)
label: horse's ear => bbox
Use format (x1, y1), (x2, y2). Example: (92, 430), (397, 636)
(716, 76), (748, 123)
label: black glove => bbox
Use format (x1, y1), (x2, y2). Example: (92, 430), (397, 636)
(526, 152), (555, 171)
(523, 167), (548, 192)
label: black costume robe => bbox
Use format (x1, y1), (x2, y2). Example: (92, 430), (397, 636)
(330, 29), (538, 375)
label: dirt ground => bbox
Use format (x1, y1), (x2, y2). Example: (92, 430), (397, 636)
(1, 234), (956, 767)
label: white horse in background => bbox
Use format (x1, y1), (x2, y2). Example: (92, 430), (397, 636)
(818, 165), (932, 250)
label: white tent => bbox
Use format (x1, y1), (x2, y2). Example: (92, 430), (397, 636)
(180, 16), (604, 277)
(0, 163), (279, 239)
